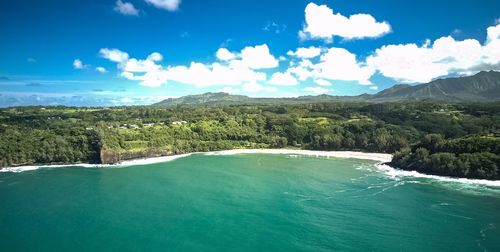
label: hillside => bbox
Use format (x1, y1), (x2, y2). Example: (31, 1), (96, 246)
(370, 71), (500, 102)
(154, 71), (500, 106)
(154, 92), (366, 106)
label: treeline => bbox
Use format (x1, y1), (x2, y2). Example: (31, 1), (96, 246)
(0, 102), (499, 179)
(0, 126), (101, 167)
(392, 134), (500, 180)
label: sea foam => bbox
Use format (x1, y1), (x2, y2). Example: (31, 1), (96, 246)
(0, 154), (193, 173)
(2, 150), (499, 188)
(375, 164), (500, 187)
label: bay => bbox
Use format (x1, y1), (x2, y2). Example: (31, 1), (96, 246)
(0, 154), (499, 251)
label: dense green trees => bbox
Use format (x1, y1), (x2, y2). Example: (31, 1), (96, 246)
(392, 136), (499, 180)
(0, 102), (499, 179)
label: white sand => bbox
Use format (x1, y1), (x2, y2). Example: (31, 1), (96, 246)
(205, 149), (392, 163)
(118, 153), (193, 167)
(0, 149), (389, 173)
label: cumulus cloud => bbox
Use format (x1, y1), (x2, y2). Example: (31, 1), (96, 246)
(73, 59), (87, 69)
(239, 44), (279, 69)
(300, 2), (391, 42)
(216, 48), (236, 61)
(114, 0), (140, 16)
(99, 48), (129, 63)
(287, 46), (322, 58)
(164, 62), (266, 87)
(268, 72), (298, 86)
(145, 0), (181, 11)
(366, 24), (500, 83)
(287, 59), (316, 81)
(100, 45), (279, 87)
(99, 24), (500, 92)
(304, 87), (329, 94)
(315, 48), (374, 85)
(96, 67), (108, 74)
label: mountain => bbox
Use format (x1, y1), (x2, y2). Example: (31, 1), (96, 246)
(370, 71), (500, 102)
(156, 92), (253, 106)
(154, 92), (366, 106)
(154, 71), (500, 106)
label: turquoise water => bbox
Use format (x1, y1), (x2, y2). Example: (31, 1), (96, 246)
(0, 154), (499, 251)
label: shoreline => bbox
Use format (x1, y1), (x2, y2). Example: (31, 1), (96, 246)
(1, 149), (499, 187)
(375, 163), (500, 187)
(0, 149), (391, 173)
(204, 149), (392, 163)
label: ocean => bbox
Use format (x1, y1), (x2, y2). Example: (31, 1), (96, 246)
(0, 153), (499, 251)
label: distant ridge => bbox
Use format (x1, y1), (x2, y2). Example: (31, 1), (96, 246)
(370, 70), (500, 102)
(154, 71), (500, 106)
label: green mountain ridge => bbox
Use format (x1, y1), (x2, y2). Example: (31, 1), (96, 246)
(154, 71), (500, 106)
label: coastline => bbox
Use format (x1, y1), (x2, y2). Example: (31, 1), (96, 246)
(204, 149), (393, 163)
(376, 163), (500, 187)
(1, 149), (499, 187)
(0, 149), (390, 173)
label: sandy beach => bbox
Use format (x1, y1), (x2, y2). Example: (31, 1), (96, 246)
(0, 149), (389, 172)
(205, 149), (392, 163)
(2, 149), (499, 187)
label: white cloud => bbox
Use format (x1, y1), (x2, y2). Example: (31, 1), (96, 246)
(165, 62), (266, 87)
(287, 59), (316, 81)
(300, 2), (391, 41)
(239, 44), (279, 69)
(315, 48), (374, 85)
(242, 82), (278, 93)
(369, 86), (379, 90)
(73, 59), (87, 69)
(304, 87), (329, 94)
(366, 24), (500, 83)
(314, 79), (332, 86)
(288, 66), (314, 81)
(99, 48), (129, 63)
(99, 23), (500, 92)
(216, 48), (235, 61)
(96, 67), (108, 73)
(101, 46), (272, 87)
(123, 52), (163, 72)
(114, 0), (140, 16)
(287, 46), (322, 58)
(219, 87), (239, 94)
(145, 0), (181, 11)
(268, 72), (298, 86)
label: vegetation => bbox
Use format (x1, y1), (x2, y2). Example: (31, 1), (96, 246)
(392, 135), (500, 180)
(0, 102), (499, 179)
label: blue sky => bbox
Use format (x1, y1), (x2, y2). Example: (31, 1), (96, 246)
(1, 0), (500, 106)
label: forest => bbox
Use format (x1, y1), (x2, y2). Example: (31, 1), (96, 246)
(0, 102), (499, 180)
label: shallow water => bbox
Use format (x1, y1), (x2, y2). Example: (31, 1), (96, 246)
(0, 154), (499, 251)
